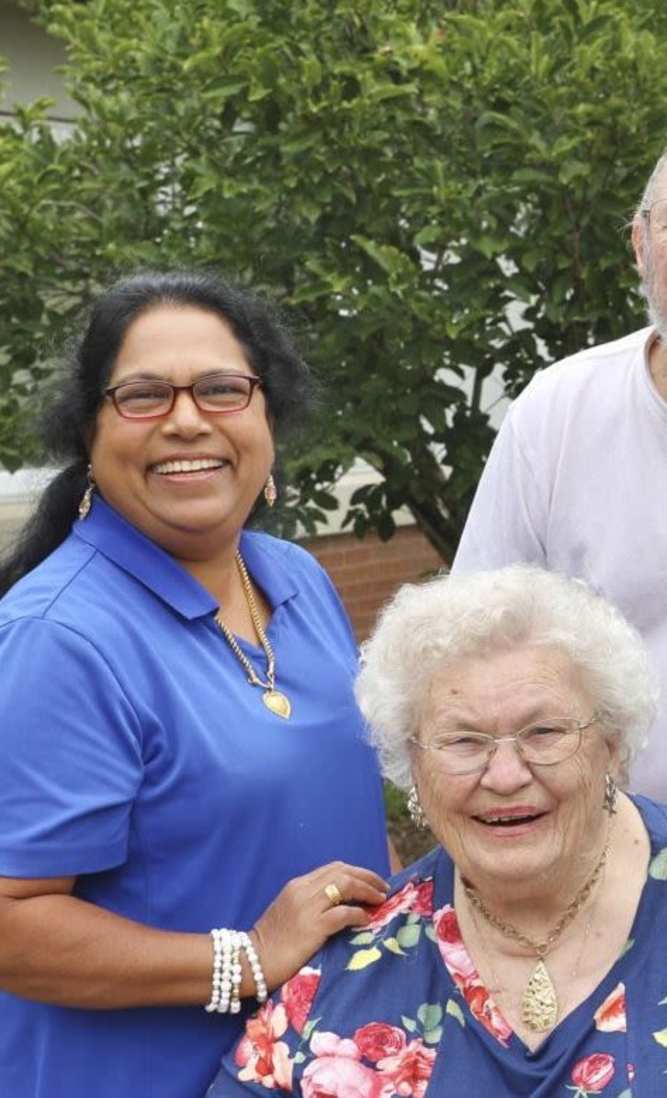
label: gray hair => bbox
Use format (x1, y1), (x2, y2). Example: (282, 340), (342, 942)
(635, 146), (667, 219)
(355, 565), (658, 791)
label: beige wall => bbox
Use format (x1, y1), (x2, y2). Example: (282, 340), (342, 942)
(0, 0), (76, 121)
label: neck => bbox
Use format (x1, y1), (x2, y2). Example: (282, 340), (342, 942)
(175, 545), (241, 606)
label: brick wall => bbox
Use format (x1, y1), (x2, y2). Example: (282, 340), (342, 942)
(302, 525), (445, 642)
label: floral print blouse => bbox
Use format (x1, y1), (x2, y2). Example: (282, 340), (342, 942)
(207, 796), (667, 1097)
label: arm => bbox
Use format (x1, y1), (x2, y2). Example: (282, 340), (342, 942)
(0, 619), (387, 1009)
(0, 862), (386, 1009)
(388, 838), (402, 874)
(451, 404), (548, 573)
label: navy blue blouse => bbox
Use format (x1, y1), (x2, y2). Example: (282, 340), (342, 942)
(209, 796), (667, 1097)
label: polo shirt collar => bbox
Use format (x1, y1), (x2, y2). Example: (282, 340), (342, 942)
(73, 497), (297, 620)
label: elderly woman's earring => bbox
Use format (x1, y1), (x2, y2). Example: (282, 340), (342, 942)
(264, 473), (277, 508)
(78, 464), (96, 520)
(407, 784), (427, 829)
(603, 772), (618, 815)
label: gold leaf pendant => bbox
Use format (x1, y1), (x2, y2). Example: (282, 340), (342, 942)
(521, 959), (559, 1032)
(262, 689), (292, 719)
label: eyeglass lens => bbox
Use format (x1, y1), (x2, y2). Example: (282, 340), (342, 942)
(427, 718), (583, 773)
(649, 199), (667, 231)
(112, 374), (256, 417)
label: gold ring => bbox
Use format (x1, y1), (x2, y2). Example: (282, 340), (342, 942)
(324, 883), (343, 907)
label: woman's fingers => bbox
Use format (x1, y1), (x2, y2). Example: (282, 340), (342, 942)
(316, 875), (387, 912)
(251, 860), (391, 990)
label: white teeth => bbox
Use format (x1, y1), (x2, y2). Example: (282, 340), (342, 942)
(153, 459), (224, 474)
(483, 815), (532, 824)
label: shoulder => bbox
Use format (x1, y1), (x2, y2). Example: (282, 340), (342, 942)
(511, 327), (650, 415)
(633, 794), (667, 846)
(243, 531), (328, 577)
(0, 534), (99, 627)
(223, 850), (443, 1094)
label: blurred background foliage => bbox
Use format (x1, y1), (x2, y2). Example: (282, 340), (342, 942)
(2, 0), (667, 563)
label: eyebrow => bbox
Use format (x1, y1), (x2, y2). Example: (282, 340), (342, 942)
(110, 368), (255, 384)
(427, 703), (553, 731)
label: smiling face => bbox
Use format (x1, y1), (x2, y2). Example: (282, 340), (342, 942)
(411, 644), (618, 896)
(89, 304), (274, 562)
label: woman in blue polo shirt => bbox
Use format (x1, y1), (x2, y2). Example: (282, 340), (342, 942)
(0, 271), (391, 1098)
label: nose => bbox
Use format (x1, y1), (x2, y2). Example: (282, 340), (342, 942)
(479, 737), (533, 793)
(161, 390), (212, 438)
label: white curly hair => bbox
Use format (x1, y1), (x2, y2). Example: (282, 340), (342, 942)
(355, 565), (658, 791)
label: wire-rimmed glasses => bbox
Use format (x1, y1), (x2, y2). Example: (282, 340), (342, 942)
(409, 715), (598, 775)
(641, 198), (667, 233)
(104, 372), (263, 420)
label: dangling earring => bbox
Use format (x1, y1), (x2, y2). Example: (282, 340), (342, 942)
(78, 464), (96, 520)
(603, 772), (618, 815)
(407, 784), (427, 830)
(264, 473), (277, 508)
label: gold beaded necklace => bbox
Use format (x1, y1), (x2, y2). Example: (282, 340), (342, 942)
(214, 552), (291, 719)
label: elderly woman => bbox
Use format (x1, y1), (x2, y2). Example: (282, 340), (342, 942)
(0, 271), (390, 1098)
(208, 564), (667, 1097)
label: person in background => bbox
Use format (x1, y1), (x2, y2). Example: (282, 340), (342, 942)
(208, 565), (665, 1097)
(0, 270), (391, 1098)
(452, 147), (667, 799)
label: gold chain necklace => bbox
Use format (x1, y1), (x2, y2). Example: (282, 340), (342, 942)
(462, 831), (610, 1033)
(465, 879), (599, 1038)
(214, 553), (291, 719)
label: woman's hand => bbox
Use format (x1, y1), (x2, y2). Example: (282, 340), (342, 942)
(250, 861), (388, 991)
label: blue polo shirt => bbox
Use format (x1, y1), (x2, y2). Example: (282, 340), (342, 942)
(0, 498), (389, 1098)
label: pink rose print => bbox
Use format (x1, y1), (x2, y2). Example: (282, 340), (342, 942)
(377, 1037), (436, 1097)
(411, 880), (435, 919)
(366, 879), (434, 932)
(354, 1022), (406, 1063)
(303, 1031), (390, 1098)
(433, 905), (476, 982)
(593, 983), (626, 1033)
(463, 982), (513, 1047)
(570, 1052), (615, 1095)
(311, 1033), (362, 1059)
(433, 905), (512, 1047)
(235, 999), (293, 1090)
(282, 966), (321, 1034)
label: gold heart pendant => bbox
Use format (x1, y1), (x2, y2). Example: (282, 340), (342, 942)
(262, 689), (291, 719)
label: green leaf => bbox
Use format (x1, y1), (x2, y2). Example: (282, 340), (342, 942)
(383, 937), (406, 956)
(349, 931), (376, 946)
(401, 1015), (417, 1033)
(649, 849), (667, 880)
(446, 999), (465, 1027)
(396, 923), (422, 949)
(423, 1026), (442, 1045)
(346, 947), (382, 971)
(417, 1003), (443, 1030)
(654, 1027), (667, 1047)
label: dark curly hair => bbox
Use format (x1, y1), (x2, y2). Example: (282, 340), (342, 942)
(0, 270), (314, 596)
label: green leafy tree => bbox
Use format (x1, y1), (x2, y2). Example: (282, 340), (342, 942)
(2, 0), (667, 557)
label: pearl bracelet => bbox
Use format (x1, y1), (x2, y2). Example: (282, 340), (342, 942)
(238, 931), (268, 1003)
(205, 928), (235, 1014)
(204, 927), (268, 1013)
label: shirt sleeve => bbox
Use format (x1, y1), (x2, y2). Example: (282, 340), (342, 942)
(451, 400), (548, 572)
(0, 617), (143, 877)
